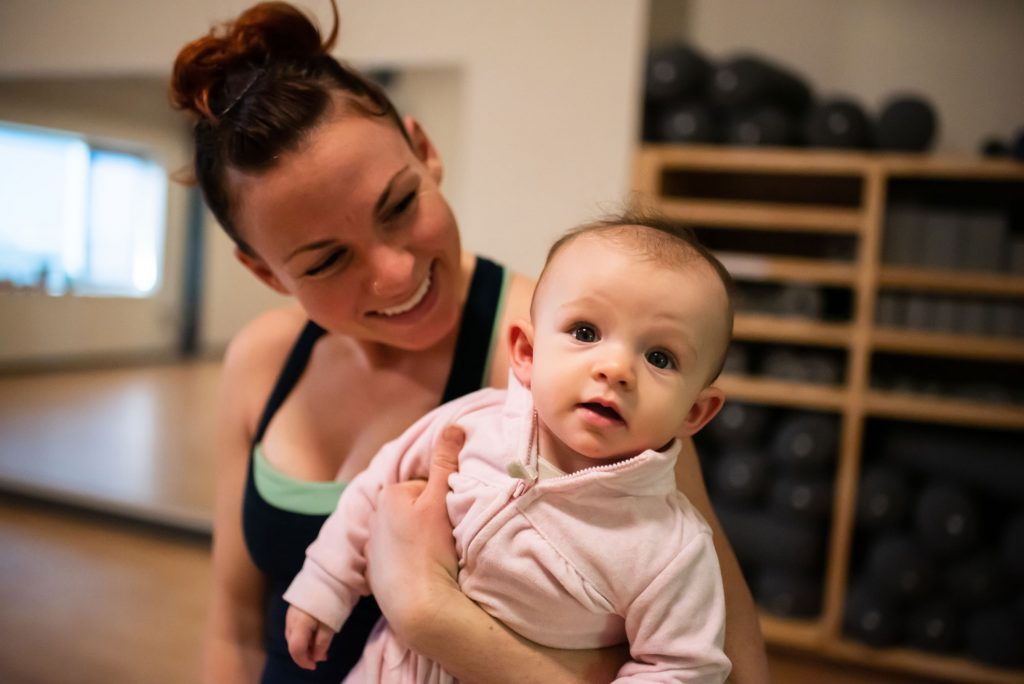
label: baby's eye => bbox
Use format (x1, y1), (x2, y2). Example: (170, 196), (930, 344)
(570, 324), (599, 343)
(646, 350), (675, 370)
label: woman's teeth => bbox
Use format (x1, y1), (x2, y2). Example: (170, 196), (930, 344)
(374, 271), (432, 317)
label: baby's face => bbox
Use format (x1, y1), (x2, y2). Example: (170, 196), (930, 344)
(529, 233), (728, 471)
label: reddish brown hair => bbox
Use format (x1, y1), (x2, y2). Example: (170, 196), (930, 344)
(170, 1), (408, 254)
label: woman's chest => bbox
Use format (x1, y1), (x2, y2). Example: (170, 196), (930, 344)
(260, 359), (447, 482)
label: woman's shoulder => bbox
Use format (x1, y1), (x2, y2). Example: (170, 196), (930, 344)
(503, 269), (535, 320)
(222, 303), (308, 375)
(484, 267), (535, 388)
(219, 304), (308, 429)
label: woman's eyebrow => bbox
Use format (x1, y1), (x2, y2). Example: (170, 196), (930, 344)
(374, 165), (410, 215)
(286, 239), (336, 263)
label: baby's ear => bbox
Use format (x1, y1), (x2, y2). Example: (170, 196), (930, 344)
(682, 386), (726, 436)
(508, 320), (535, 388)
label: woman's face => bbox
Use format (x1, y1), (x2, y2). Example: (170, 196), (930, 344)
(228, 111), (463, 351)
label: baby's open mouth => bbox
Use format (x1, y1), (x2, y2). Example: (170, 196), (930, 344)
(579, 402), (624, 423)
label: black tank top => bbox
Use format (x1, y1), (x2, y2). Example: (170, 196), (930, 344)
(243, 256), (506, 683)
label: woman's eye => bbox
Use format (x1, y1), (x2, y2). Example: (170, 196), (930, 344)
(646, 350), (674, 370)
(388, 191), (417, 220)
(305, 249), (346, 276)
(570, 325), (598, 343)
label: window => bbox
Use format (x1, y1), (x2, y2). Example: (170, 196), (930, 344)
(0, 122), (167, 297)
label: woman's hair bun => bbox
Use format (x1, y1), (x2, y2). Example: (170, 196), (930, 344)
(170, 1), (338, 120)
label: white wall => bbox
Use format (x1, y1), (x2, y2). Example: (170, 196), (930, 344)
(671, 0), (1024, 153)
(0, 0), (648, 357)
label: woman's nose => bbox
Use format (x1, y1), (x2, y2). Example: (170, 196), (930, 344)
(369, 244), (415, 298)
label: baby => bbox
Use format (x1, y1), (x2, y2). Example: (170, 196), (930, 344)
(284, 213), (735, 682)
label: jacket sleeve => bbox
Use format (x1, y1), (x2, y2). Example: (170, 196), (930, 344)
(282, 401), (462, 632)
(614, 530), (731, 683)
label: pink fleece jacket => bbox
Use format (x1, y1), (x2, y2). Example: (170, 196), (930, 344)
(284, 375), (730, 683)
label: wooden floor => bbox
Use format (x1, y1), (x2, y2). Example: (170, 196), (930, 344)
(0, 363), (952, 683)
(0, 361), (219, 531)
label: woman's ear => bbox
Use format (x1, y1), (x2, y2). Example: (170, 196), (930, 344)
(508, 320), (535, 388)
(234, 247), (289, 296)
(403, 115), (444, 185)
(681, 386), (726, 436)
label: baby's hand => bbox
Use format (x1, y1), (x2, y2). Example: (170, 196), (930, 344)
(285, 605), (335, 670)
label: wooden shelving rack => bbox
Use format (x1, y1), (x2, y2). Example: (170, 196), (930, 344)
(634, 145), (1024, 684)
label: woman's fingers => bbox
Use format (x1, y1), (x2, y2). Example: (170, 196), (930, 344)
(363, 425), (466, 635)
(423, 425), (465, 502)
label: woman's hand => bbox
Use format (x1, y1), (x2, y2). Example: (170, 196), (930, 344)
(365, 425), (465, 633)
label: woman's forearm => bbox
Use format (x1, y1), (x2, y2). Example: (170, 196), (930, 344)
(673, 437), (770, 683)
(706, 514), (771, 684)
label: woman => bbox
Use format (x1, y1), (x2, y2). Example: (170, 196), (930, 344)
(170, 2), (769, 682)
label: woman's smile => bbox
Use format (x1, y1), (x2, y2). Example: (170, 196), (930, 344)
(366, 260), (440, 325)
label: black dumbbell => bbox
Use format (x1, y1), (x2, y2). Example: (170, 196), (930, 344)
(966, 608), (1024, 668)
(884, 428), (1024, 503)
(856, 465), (910, 529)
(716, 506), (824, 572)
(656, 100), (719, 144)
(907, 600), (962, 654)
(754, 568), (822, 618)
(914, 481), (980, 559)
(945, 554), (1011, 609)
(804, 98), (873, 149)
(864, 534), (934, 603)
(769, 476), (833, 520)
(725, 106), (800, 147)
(713, 448), (769, 504)
(644, 43), (714, 102)
(706, 401), (770, 447)
(1001, 512), (1024, 579)
(1012, 126), (1024, 161)
(803, 354), (843, 386)
(722, 343), (750, 376)
(771, 413), (839, 471)
(761, 348), (811, 383)
(979, 136), (1010, 158)
(874, 95), (938, 152)
(773, 284), (823, 319)
(843, 582), (903, 647)
(710, 55), (813, 115)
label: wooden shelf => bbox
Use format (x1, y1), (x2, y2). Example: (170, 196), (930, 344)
(759, 614), (824, 650)
(878, 266), (1024, 298)
(872, 327), (1024, 363)
(733, 313), (853, 348)
(635, 145), (1024, 683)
(716, 374), (848, 411)
(638, 144), (1024, 180)
(655, 197), (863, 234)
(638, 144), (877, 175)
(880, 154), (1024, 180)
(718, 252), (858, 286)
(825, 639), (1024, 684)
(865, 389), (1024, 430)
